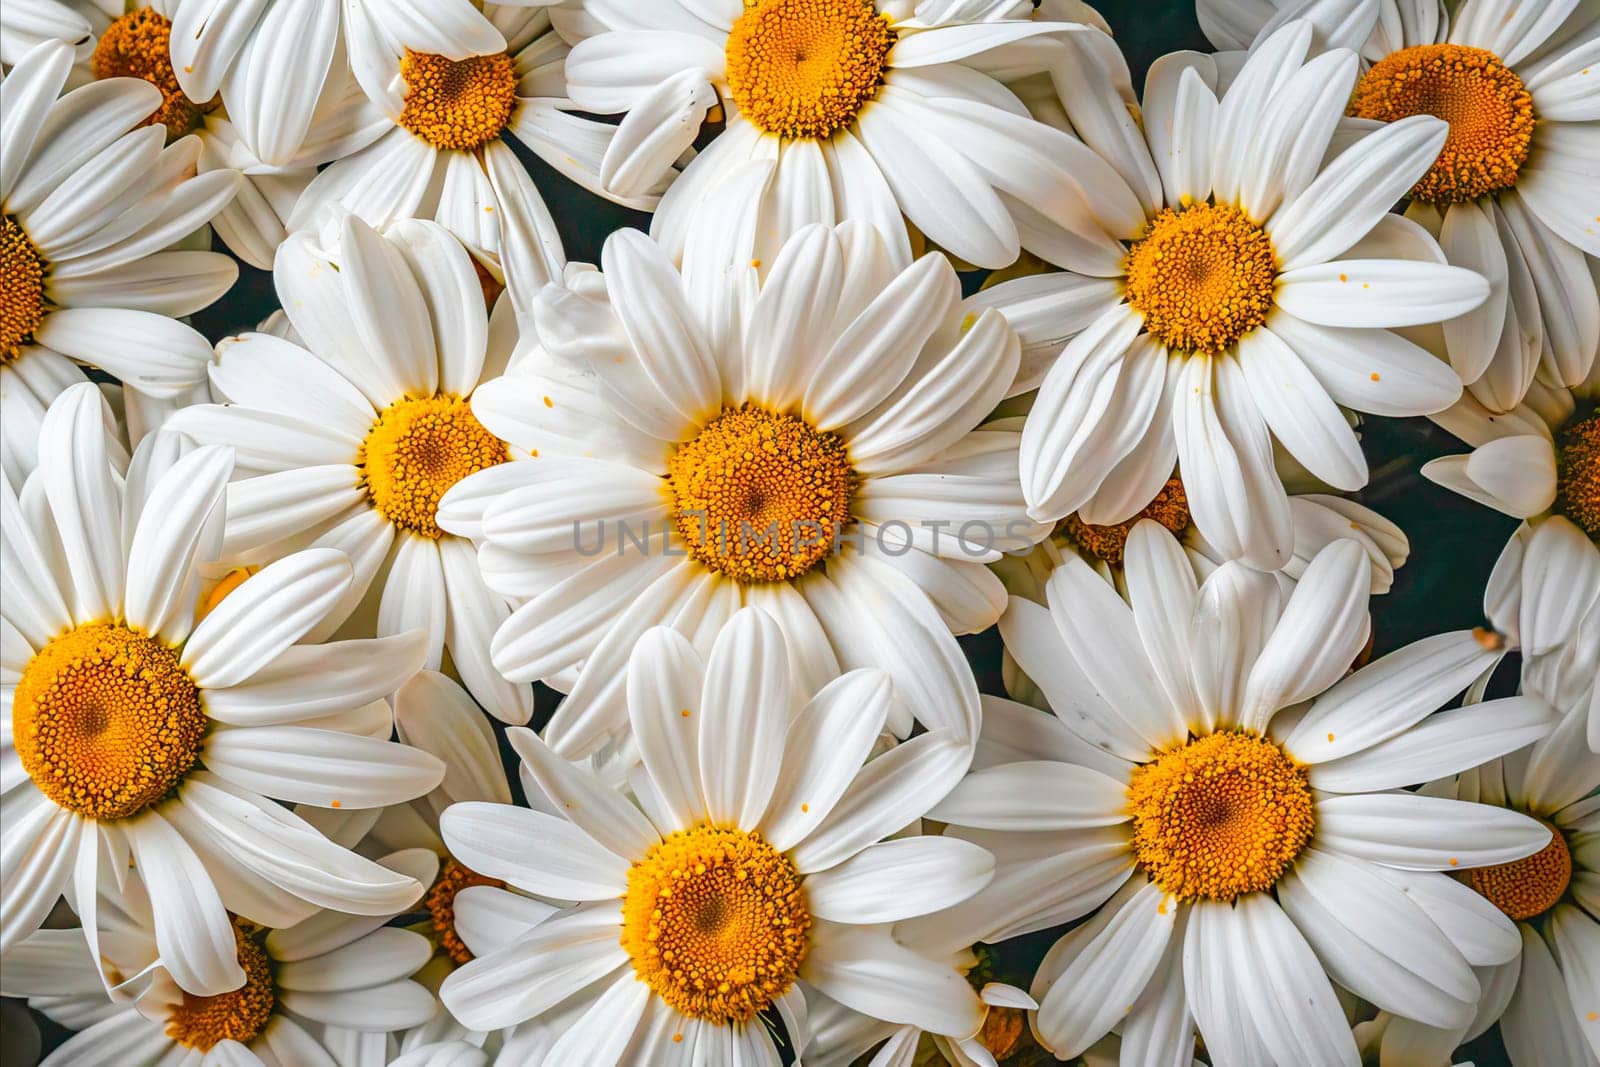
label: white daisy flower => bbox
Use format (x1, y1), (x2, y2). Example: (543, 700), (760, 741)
(436, 607), (994, 1063)
(1362, 697), (1599, 1066)
(929, 520), (1559, 1064)
(0, 40), (240, 486)
(167, 215), (535, 724)
(149, 0), (511, 174)
(442, 214), (1046, 759)
(1424, 376), (1598, 524)
(284, 1), (625, 279)
(2, 383), (444, 995)
(0, 847), (443, 1066)
(1196, 0), (1600, 414)
(984, 20), (1489, 569)
(559, 0), (1111, 269)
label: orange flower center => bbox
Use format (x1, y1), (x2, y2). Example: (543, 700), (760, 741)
(166, 917), (276, 1051)
(667, 405), (855, 584)
(358, 395), (509, 539)
(1061, 477), (1191, 565)
(1349, 44), (1534, 205)
(397, 50), (518, 152)
(2, 215), (46, 362)
(1124, 203), (1278, 354)
(621, 825), (810, 1023)
(1127, 732), (1314, 902)
(14, 623), (206, 820)
(425, 857), (505, 965)
(91, 8), (213, 138)
(725, 0), (895, 139)
(1556, 414), (1600, 540)
(1470, 820), (1572, 921)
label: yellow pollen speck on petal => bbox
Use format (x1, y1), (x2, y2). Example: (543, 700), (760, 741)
(725, 0), (895, 140)
(167, 917), (275, 1051)
(358, 395), (509, 539)
(1472, 626), (1505, 651)
(1061, 477), (1190, 566)
(426, 858), (505, 965)
(1127, 731), (1314, 902)
(1123, 202), (1277, 355)
(398, 50), (517, 152)
(1470, 820), (1571, 920)
(2, 215), (47, 362)
(621, 825), (809, 1023)
(92, 8), (214, 138)
(667, 405), (855, 584)
(14, 623), (206, 821)
(1349, 44), (1534, 205)
(1555, 413), (1600, 539)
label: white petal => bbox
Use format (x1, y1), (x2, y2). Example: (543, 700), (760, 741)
(697, 607), (790, 830)
(438, 905), (625, 1032)
(759, 669), (892, 853)
(801, 921), (982, 1039)
(1315, 793), (1553, 870)
(202, 726), (443, 809)
(1277, 847), (1479, 1028)
(1307, 695), (1556, 793)
(439, 802), (628, 900)
(928, 760), (1128, 833)
(181, 548), (352, 689)
(803, 836), (993, 924)
(125, 810), (243, 996)
(1033, 879), (1177, 1058)
(1275, 259), (1490, 328)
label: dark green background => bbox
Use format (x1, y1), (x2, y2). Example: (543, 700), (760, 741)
(11, 2), (1522, 1064)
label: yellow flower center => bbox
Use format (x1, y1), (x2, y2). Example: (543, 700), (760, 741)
(1123, 203), (1278, 355)
(425, 857), (504, 966)
(1060, 477), (1190, 565)
(621, 825), (810, 1024)
(13, 624), (206, 821)
(667, 405), (855, 584)
(1470, 820), (1572, 921)
(725, 0), (895, 140)
(2, 215), (46, 363)
(358, 395), (509, 539)
(1556, 414), (1600, 540)
(398, 50), (518, 152)
(91, 8), (212, 139)
(1348, 44), (1534, 205)
(1127, 732), (1315, 902)
(166, 917), (276, 1051)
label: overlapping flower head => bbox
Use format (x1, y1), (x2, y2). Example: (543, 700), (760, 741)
(2, 383), (443, 996)
(442, 213), (1046, 760)
(0, 40), (239, 484)
(435, 608), (993, 1061)
(1, 845), (441, 1064)
(1200, 0), (1599, 413)
(167, 215), (535, 723)
(559, 0), (1118, 269)
(991, 20), (1506, 572)
(936, 520), (1560, 1064)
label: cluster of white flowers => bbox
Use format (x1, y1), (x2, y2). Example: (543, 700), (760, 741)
(0, 0), (1595, 1065)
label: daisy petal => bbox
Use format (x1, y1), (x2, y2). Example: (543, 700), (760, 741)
(1314, 793), (1552, 871)
(439, 802), (628, 900)
(803, 837), (993, 924)
(1275, 260), (1490, 329)
(181, 548), (352, 689)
